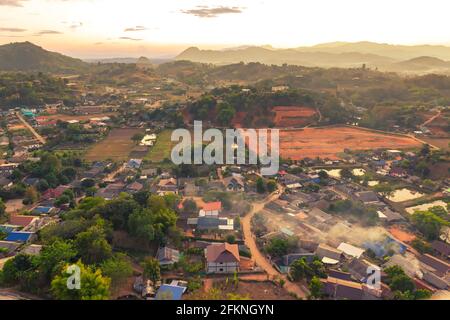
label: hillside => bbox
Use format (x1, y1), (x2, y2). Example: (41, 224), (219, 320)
(389, 56), (450, 73)
(176, 46), (395, 68)
(176, 42), (450, 74)
(0, 42), (88, 73)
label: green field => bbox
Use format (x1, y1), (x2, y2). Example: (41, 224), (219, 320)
(145, 130), (175, 163)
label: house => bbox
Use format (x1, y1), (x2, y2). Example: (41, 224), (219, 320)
(199, 202), (222, 217)
(223, 175), (245, 192)
(156, 247), (180, 266)
(5, 231), (35, 243)
(32, 206), (56, 216)
(141, 168), (158, 177)
(41, 185), (70, 201)
(337, 243), (365, 259)
(155, 284), (186, 300)
(205, 243), (240, 274)
(0, 176), (12, 188)
(21, 244), (43, 255)
(418, 254), (450, 277)
(9, 215), (38, 228)
(0, 163), (19, 174)
(390, 167), (408, 178)
(0, 241), (21, 255)
(431, 241), (450, 260)
(316, 244), (343, 265)
(329, 269), (353, 281)
(126, 182), (144, 193)
(355, 191), (379, 203)
(322, 277), (365, 300)
(308, 207), (332, 224)
(422, 271), (449, 290)
(156, 178), (178, 195)
(126, 159), (143, 169)
(377, 207), (405, 223)
(96, 183), (125, 200)
(195, 216), (234, 231)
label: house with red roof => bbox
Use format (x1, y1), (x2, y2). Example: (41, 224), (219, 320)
(9, 214), (38, 228)
(41, 185), (70, 201)
(199, 202), (222, 217)
(205, 243), (240, 274)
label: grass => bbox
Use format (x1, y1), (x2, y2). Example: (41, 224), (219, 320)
(84, 128), (143, 162)
(145, 129), (174, 163)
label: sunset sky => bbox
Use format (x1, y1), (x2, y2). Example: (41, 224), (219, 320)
(1, 0), (450, 58)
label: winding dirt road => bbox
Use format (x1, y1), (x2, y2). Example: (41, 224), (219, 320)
(241, 187), (309, 299)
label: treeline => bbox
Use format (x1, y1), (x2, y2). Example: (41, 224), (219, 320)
(187, 85), (348, 127)
(0, 72), (78, 109)
(0, 191), (180, 299)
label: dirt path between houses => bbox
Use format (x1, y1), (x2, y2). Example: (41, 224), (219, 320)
(241, 186), (309, 299)
(16, 112), (46, 145)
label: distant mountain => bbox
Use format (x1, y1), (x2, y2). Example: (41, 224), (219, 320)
(85, 57), (172, 65)
(298, 41), (450, 61)
(176, 46), (395, 69)
(0, 42), (88, 73)
(390, 56), (450, 73)
(176, 42), (450, 73)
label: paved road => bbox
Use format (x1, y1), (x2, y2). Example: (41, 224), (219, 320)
(16, 112), (46, 144)
(241, 187), (308, 299)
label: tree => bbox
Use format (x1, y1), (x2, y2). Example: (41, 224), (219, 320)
(265, 237), (289, 258)
(0, 254), (34, 285)
(266, 180), (277, 193)
(142, 257), (160, 285)
(101, 253), (133, 291)
(290, 258), (311, 281)
(256, 178), (266, 194)
(318, 170), (329, 180)
(23, 186), (39, 205)
(411, 239), (432, 254)
(411, 210), (449, 241)
(0, 197), (5, 220)
(309, 276), (324, 299)
(340, 168), (353, 180)
(51, 261), (110, 300)
(182, 199), (198, 215)
(131, 133), (145, 145)
(373, 183), (394, 198)
(75, 225), (112, 264)
(37, 239), (77, 280)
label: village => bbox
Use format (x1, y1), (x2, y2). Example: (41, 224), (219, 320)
(0, 87), (449, 301)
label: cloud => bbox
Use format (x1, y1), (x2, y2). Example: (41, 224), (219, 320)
(0, 27), (27, 32)
(0, 0), (28, 7)
(181, 5), (244, 18)
(119, 36), (143, 41)
(69, 22), (83, 29)
(124, 26), (147, 32)
(34, 30), (63, 36)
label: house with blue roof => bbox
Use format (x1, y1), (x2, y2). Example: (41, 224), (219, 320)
(32, 206), (55, 215)
(5, 231), (35, 243)
(0, 225), (21, 234)
(155, 284), (186, 300)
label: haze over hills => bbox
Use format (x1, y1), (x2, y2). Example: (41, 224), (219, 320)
(2, 41), (450, 75)
(176, 42), (450, 74)
(0, 42), (88, 73)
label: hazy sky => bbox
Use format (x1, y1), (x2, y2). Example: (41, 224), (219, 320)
(1, 0), (450, 58)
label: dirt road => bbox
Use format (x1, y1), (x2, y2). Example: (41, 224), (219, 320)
(16, 112), (46, 144)
(241, 187), (309, 299)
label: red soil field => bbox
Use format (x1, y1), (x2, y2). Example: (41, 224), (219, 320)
(277, 126), (422, 160)
(273, 106), (317, 127)
(231, 111), (248, 128)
